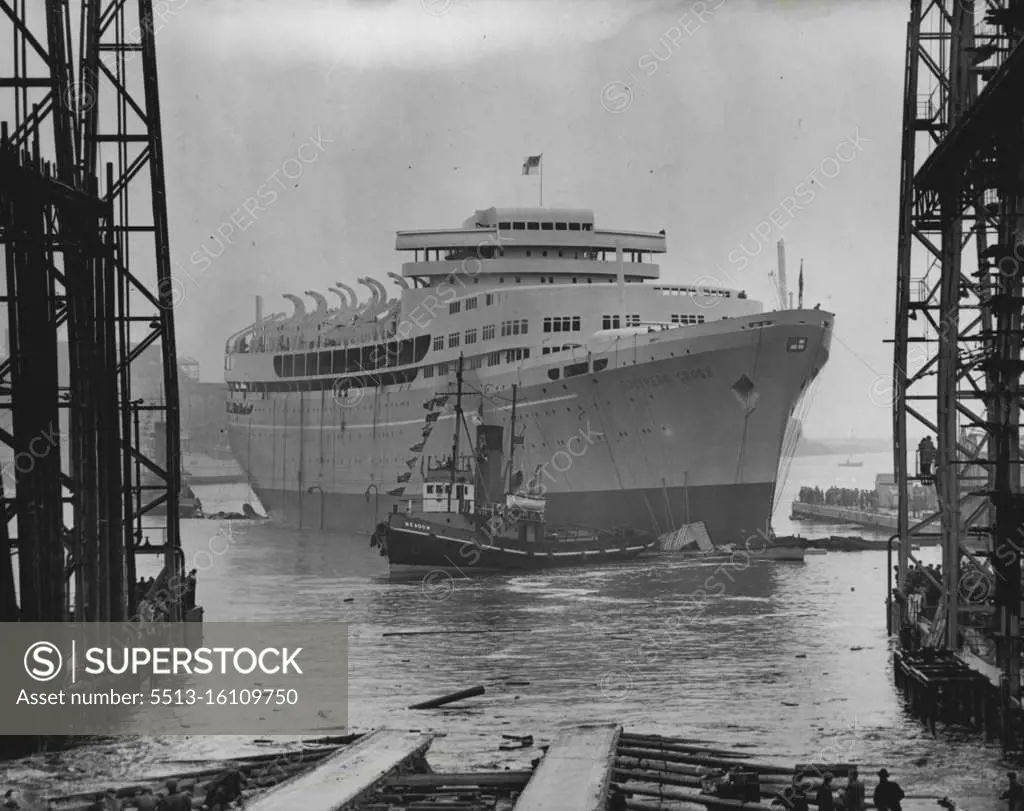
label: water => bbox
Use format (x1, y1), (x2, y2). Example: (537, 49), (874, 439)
(1, 452), (1008, 808)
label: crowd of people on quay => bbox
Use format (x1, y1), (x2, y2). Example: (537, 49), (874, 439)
(610, 766), (909, 811)
(798, 486), (880, 510)
(131, 569), (198, 621)
(893, 557), (994, 633)
(769, 766), (903, 811)
(901, 562), (944, 606)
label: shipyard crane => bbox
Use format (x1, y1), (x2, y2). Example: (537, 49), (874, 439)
(891, 0), (1024, 750)
(0, 1), (185, 637)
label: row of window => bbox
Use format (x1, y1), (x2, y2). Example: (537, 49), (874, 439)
(432, 321), (514, 352)
(434, 313), (700, 345)
(501, 319), (529, 337)
(448, 295), (487, 314)
(601, 314), (642, 330)
(546, 357), (609, 381)
(497, 221), (593, 232)
(541, 343), (582, 356)
(543, 316), (582, 333)
(421, 348), (532, 378)
(239, 345), (623, 394)
(272, 336), (430, 378)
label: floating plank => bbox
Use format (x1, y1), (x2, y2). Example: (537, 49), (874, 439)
(247, 729), (434, 811)
(409, 684), (485, 709)
(513, 723), (620, 811)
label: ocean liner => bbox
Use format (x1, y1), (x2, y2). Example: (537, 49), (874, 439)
(223, 206), (832, 544)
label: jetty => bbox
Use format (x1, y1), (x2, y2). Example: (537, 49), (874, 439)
(790, 501), (899, 532)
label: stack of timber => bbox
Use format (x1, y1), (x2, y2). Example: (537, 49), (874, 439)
(614, 731), (871, 811)
(34, 725), (953, 810)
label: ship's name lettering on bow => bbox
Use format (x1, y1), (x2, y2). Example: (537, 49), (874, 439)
(622, 367), (712, 391)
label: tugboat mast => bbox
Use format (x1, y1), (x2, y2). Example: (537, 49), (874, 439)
(449, 353), (464, 513)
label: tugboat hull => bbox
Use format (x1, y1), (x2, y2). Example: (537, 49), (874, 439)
(381, 514), (655, 573)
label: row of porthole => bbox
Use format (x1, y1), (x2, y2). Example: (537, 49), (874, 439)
(257, 400), (418, 410)
(245, 430), (418, 440)
(264, 457), (409, 467)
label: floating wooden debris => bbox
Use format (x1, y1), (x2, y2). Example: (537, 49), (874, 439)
(408, 684), (485, 709)
(500, 733), (534, 750)
(383, 628), (532, 637)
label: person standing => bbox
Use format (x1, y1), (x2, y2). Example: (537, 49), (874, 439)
(155, 781), (190, 811)
(131, 789), (157, 811)
(918, 436), (936, 479)
(844, 767), (866, 811)
(1002, 772), (1024, 811)
(873, 769), (904, 811)
(608, 784), (628, 811)
(816, 773), (836, 811)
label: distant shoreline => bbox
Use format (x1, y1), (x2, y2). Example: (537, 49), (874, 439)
(794, 438), (891, 457)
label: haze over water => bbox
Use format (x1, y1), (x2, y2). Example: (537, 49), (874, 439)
(3, 454), (1007, 809)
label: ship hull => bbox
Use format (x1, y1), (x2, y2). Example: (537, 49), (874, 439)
(252, 480), (773, 547)
(227, 310), (831, 546)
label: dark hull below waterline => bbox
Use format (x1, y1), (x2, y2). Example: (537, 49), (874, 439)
(383, 521), (655, 572)
(253, 480), (776, 546)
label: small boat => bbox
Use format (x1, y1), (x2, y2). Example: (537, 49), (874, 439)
(839, 456), (863, 467)
(375, 359), (657, 573)
(380, 495), (655, 573)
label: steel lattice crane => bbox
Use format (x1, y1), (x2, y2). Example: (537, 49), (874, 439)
(0, 0), (184, 625)
(891, 0), (1024, 749)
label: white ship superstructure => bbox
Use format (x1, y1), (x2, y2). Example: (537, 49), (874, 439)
(224, 206), (832, 543)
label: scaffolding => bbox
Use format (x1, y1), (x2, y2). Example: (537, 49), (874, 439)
(892, 0), (1024, 748)
(0, 1), (183, 624)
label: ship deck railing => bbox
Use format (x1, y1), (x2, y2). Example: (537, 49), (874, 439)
(476, 502), (546, 524)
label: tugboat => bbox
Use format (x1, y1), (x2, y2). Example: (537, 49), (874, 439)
(372, 356), (656, 573)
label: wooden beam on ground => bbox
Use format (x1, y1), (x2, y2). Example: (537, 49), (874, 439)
(385, 771), (531, 788)
(247, 729), (434, 811)
(513, 723), (621, 811)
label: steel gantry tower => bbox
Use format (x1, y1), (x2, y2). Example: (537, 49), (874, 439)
(0, 0), (183, 623)
(893, 0), (1024, 747)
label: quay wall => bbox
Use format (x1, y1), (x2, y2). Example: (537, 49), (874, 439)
(791, 501), (898, 530)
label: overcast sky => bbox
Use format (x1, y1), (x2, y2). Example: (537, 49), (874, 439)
(153, 0), (904, 438)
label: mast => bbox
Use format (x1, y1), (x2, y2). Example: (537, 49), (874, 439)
(507, 384), (518, 494)
(777, 239), (788, 310)
(449, 353), (464, 512)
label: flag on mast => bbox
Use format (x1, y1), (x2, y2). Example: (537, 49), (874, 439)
(522, 154), (542, 175)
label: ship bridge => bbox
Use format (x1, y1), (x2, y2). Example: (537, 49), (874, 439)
(395, 206), (666, 283)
